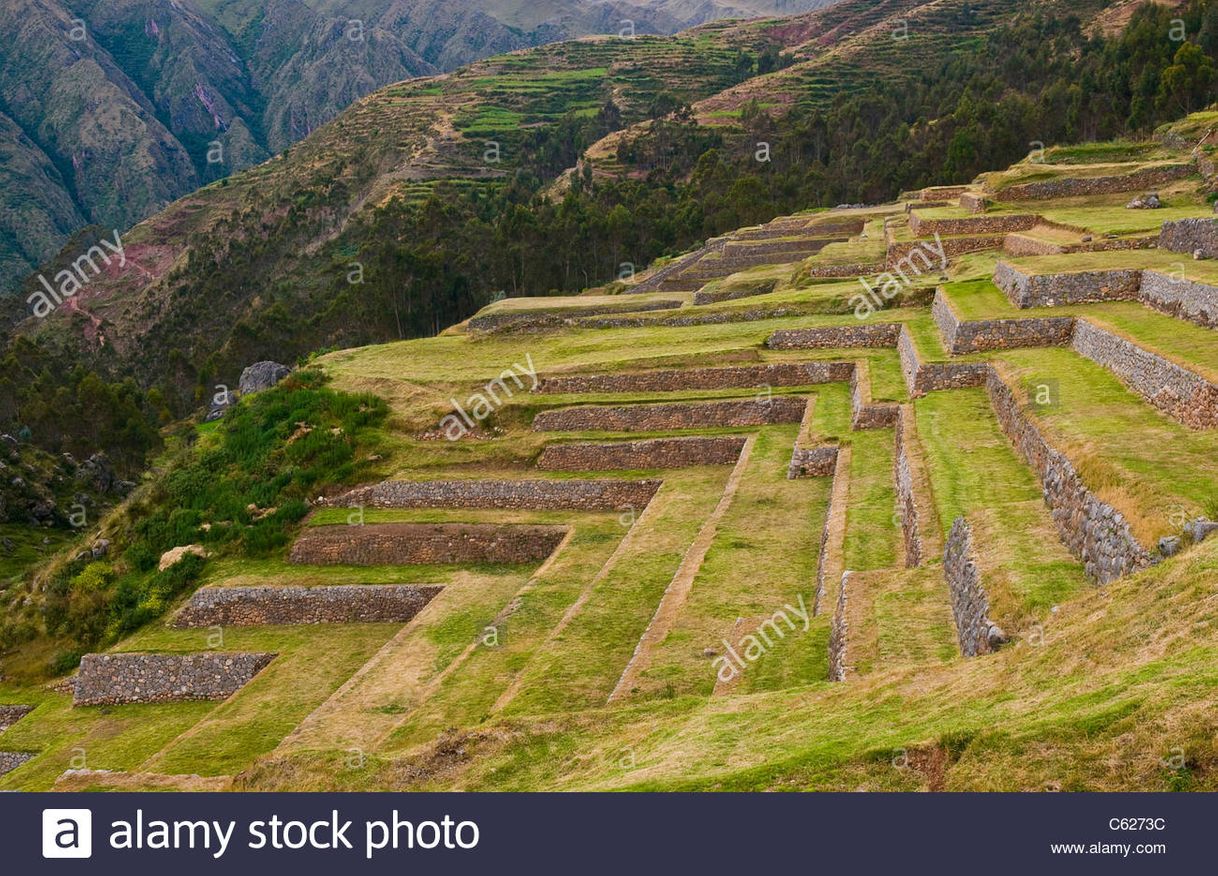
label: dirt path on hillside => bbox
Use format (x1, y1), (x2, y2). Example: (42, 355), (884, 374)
(608, 436), (756, 702)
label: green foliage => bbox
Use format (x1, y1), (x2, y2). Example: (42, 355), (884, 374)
(10, 372), (387, 666)
(0, 336), (165, 475)
(128, 371), (387, 564)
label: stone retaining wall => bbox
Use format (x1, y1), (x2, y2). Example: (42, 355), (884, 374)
(942, 517), (1005, 657)
(1068, 235), (1159, 254)
(933, 289), (1076, 353)
(886, 235), (1000, 265)
(626, 241), (724, 294)
(802, 262), (883, 279)
(994, 261), (1141, 308)
(537, 362), (853, 394)
(0, 752), (33, 776)
(322, 479), (660, 512)
(919, 185), (969, 200)
(849, 361), (899, 429)
(787, 444), (839, 478)
(680, 249), (811, 279)
(0, 704), (32, 732)
(993, 163), (1192, 201)
(172, 585), (444, 627)
(894, 407), (922, 567)
(576, 304), (816, 329)
(74, 652), (276, 706)
(897, 327), (989, 397)
(1140, 270), (1218, 328)
(767, 323), (902, 349)
(467, 299), (680, 331)
(985, 369), (1152, 583)
(1002, 232), (1064, 257)
(722, 239), (836, 258)
(290, 523), (567, 566)
(538, 436), (747, 470)
(533, 397), (806, 431)
(693, 280), (777, 305)
(1071, 319), (1218, 428)
(754, 219), (861, 238)
(828, 571), (850, 682)
(814, 450), (849, 616)
(959, 192), (989, 213)
(909, 213), (1037, 236)
(1159, 217), (1218, 258)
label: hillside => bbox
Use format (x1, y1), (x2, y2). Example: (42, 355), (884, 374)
(1, 102), (1218, 790)
(1, 16), (812, 391)
(0, 0), (836, 297)
(6, 0), (1174, 420)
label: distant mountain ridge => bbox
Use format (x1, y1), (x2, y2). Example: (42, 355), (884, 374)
(0, 0), (837, 295)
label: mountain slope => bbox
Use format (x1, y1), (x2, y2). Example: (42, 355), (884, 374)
(4, 110), (1218, 789)
(0, 0), (837, 295)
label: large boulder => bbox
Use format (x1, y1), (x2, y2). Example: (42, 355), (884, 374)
(158, 544), (208, 572)
(239, 361), (291, 395)
(1125, 192), (1161, 209)
(75, 452), (116, 493)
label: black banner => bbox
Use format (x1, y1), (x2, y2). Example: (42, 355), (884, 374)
(4, 792), (1207, 873)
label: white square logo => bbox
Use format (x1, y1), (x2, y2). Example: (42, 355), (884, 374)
(42, 809), (92, 859)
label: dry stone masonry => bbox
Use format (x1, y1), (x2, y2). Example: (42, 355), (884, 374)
(994, 261), (1141, 308)
(0, 704), (32, 732)
(993, 164), (1192, 201)
(1159, 217), (1218, 258)
(994, 262), (1218, 328)
(172, 584), (444, 627)
(893, 407), (923, 567)
(787, 444), (839, 478)
(897, 326), (989, 397)
(536, 362), (853, 394)
(0, 752), (33, 776)
(767, 323), (902, 349)
(532, 397), (806, 431)
(908, 213), (1037, 237)
(959, 192), (989, 213)
(802, 262), (885, 279)
(73, 652), (276, 706)
(538, 436), (747, 471)
(933, 289), (1075, 354)
(1070, 319), (1218, 428)
(942, 517), (1007, 656)
(985, 369), (1152, 583)
(322, 478), (660, 512)
(290, 523), (567, 566)
(1139, 270), (1218, 328)
(828, 571), (851, 682)
(467, 299), (681, 332)
(849, 362), (898, 429)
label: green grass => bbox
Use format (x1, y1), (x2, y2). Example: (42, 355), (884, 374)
(381, 516), (635, 745)
(841, 429), (897, 572)
(490, 467), (732, 715)
(634, 425), (830, 698)
(1004, 248), (1218, 281)
(125, 624), (400, 777)
(915, 389), (1085, 622)
(942, 280), (1218, 378)
(996, 349), (1218, 543)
